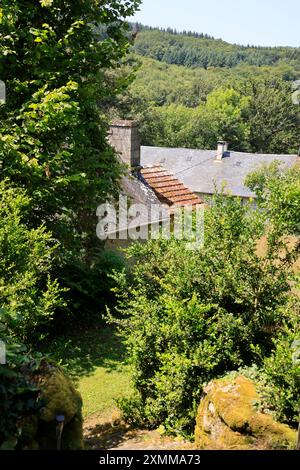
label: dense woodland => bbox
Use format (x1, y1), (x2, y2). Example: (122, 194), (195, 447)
(0, 5), (299, 450)
(133, 25), (300, 69)
(106, 26), (300, 154)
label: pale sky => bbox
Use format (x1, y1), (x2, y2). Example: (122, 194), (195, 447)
(130, 0), (300, 47)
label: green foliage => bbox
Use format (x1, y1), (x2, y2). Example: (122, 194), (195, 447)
(58, 249), (125, 325)
(0, 0), (142, 332)
(133, 28), (300, 69)
(0, 320), (42, 449)
(237, 293), (300, 428)
(241, 293), (300, 429)
(128, 57), (299, 110)
(241, 79), (300, 153)
(110, 192), (297, 434)
(246, 163), (300, 237)
(204, 87), (251, 149)
(119, 56), (300, 154)
(132, 88), (251, 150)
(0, 181), (65, 342)
(261, 317), (300, 426)
(0, 0), (141, 254)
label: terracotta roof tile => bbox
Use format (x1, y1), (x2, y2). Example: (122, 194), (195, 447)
(139, 166), (203, 209)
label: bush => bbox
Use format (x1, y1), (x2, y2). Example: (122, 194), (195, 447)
(111, 194), (296, 434)
(260, 312), (300, 427)
(0, 319), (42, 449)
(57, 249), (125, 326)
(0, 181), (65, 342)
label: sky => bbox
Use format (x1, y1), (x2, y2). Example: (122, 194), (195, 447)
(130, 0), (300, 47)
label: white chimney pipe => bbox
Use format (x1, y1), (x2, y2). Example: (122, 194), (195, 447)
(216, 141), (228, 161)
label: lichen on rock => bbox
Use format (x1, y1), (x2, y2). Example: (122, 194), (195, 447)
(195, 375), (297, 450)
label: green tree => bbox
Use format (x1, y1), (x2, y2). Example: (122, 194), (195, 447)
(205, 87), (251, 150)
(0, 0), (141, 324)
(136, 88), (251, 151)
(261, 311), (300, 426)
(246, 163), (300, 239)
(0, 0), (141, 254)
(241, 79), (300, 154)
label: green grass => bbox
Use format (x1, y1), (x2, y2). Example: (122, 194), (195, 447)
(43, 325), (133, 419)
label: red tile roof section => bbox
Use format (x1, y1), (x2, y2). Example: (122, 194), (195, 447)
(140, 166), (203, 210)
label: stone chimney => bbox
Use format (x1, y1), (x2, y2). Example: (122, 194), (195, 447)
(216, 141), (229, 161)
(108, 120), (140, 168)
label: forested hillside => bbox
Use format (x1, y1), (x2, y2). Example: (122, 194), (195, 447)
(133, 25), (300, 69)
(110, 57), (300, 154)
(129, 57), (299, 108)
(108, 26), (300, 154)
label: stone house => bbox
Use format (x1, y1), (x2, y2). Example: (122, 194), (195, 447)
(105, 120), (299, 243)
(109, 120), (299, 203)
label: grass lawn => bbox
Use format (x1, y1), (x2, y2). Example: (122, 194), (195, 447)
(44, 325), (133, 419)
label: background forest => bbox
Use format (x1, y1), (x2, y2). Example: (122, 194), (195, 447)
(108, 25), (300, 154)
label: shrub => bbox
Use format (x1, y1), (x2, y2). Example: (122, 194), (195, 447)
(0, 181), (65, 342)
(260, 306), (300, 427)
(111, 194), (296, 434)
(57, 249), (125, 326)
(0, 318), (42, 449)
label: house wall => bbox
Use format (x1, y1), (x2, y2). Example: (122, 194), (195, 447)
(196, 192), (256, 207)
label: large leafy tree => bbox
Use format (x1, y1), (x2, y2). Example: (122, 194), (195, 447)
(0, 0), (141, 254)
(240, 79), (300, 154)
(135, 88), (251, 151)
(205, 87), (251, 150)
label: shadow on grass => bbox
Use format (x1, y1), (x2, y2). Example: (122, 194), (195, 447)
(39, 325), (128, 382)
(84, 422), (137, 450)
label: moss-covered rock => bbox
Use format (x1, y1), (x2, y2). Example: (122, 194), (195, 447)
(20, 360), (84, 450)
(195, 375), (297, 450)
(36, 362), (82, 424)
(18, 415), (39, 447)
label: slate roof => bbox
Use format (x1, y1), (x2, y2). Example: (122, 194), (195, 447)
(140, 146), (299, 198)
(139, 166), (202, 211)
